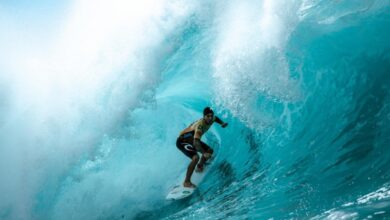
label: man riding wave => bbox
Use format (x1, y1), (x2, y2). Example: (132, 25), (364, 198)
(176, 107), (228, 188)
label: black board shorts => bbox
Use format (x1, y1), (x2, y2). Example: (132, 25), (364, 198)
(176, 137), (213, 159)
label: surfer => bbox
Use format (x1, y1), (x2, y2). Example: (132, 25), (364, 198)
(176, 107), (228, 188)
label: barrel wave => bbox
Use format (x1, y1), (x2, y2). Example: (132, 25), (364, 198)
(0, 1), (389, 219)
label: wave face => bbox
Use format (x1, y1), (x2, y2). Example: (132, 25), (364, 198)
(0, 0), (389, 219)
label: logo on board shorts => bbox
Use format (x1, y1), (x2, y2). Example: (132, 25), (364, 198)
(183, 143), (195, 152)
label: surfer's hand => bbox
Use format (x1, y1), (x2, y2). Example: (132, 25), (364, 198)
(203, 153), (211, 159)
(221, 123), (228, 128)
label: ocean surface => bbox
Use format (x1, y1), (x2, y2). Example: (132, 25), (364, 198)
(0, 0), (389, 219)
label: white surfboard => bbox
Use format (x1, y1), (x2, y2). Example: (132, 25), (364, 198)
(166, 157), (214, 200)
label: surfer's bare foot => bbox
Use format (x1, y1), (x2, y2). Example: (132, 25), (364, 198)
(183, 181), (196, 188)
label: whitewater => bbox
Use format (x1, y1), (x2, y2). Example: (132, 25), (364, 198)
(0, 0), (389, 219)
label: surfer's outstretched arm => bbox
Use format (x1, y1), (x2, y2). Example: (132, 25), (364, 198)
(215, 116), (228, 128)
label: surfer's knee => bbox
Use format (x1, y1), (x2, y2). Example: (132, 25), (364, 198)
(192, 155), (199, 163)
(208, 148), (214, 154)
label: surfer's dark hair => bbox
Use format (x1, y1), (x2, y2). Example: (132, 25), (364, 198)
(203, 107), (214, 116)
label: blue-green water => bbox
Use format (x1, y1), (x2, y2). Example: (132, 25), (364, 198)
(0, 1), (389, 219)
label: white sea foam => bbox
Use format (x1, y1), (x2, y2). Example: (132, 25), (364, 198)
(0, 1), (196, 219)
(212, 0), (302, 130)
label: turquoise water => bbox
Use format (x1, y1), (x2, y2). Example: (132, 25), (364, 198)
(0, 1), (389, 219)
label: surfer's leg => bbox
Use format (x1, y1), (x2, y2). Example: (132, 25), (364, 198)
(196, 142), (213, 172)
(184, 154), (199, 188)
(200, 141), (213, 156)
(176, 139), (198, 187)
(176, 138), (197, 159)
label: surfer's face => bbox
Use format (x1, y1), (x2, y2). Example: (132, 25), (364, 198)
(204, 113), (213, 124)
